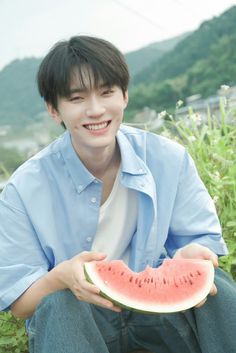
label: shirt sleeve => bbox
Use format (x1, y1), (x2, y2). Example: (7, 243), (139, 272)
(0, 184), (49, 311)
(165, 150), (228, 257)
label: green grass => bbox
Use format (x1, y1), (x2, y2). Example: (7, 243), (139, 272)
(158, 100), (236, 278)
(0, 103), (235, 352)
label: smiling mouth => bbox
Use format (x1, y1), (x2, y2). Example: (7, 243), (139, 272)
(83, 120), (111, 131)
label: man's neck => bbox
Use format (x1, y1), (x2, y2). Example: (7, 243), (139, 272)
(73, 140), (121, 181)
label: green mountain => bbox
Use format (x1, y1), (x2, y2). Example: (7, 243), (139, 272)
(125, 32), (190, 77)
(133, 6), (236, 86)
(126, 5), (236, 115)
(0, 58), (44, 126)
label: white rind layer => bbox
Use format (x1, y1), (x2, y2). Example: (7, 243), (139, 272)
(84, 260), (215, 313)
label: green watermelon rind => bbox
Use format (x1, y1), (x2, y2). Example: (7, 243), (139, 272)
(84, 265), (157, 314)
(84, 259), (215, 314)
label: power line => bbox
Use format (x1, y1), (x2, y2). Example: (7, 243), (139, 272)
(110, 0), (173, 35)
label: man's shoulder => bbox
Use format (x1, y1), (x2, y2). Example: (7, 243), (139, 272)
(119, 124), (185, 158)
(7, 133), (65, 186)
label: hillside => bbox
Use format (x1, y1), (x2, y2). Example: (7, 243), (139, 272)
(127, 5), (236, 115)
(0, 58), (44, 126)
(125, 32), (190, 77)
(133, 5), (236, 85)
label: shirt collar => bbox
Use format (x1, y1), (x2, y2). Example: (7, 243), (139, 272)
(60, 131), (96, 193)
(117, 129), (147, 176)
(59, 129), (149, 194)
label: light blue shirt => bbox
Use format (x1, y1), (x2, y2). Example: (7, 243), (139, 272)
(0, 125), (228, 311)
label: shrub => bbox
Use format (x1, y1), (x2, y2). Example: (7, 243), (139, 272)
(159, 100), (236, 278)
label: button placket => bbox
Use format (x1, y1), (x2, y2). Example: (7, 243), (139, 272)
(91, 197), (97, 203)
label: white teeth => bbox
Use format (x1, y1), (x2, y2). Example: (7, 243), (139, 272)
(85, 121), (109, 131)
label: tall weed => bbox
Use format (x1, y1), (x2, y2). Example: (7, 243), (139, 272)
(159, 101), (236, 278)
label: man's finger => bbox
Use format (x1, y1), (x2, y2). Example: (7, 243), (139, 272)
(195, 297), (207, 308)
(209, 283), (217, 296)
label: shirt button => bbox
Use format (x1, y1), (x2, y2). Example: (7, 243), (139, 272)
(94, 179), (98, 184)
(138, 168), (144, 173)
(91, 197), (97, 203)
(78, 185), (83, 190)
(86, 237), (92, 242)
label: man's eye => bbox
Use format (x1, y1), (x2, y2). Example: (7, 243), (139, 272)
(102, 89), (114, 95)
(69, 96), (83, 102)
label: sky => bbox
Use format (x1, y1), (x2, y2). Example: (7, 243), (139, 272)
(0, 0), (235, 70)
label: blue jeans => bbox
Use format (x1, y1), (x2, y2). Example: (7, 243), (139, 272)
(28, 268), (236, 353)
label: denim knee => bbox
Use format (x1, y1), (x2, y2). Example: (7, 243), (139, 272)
(28, 290), (110, 353)
(37, 289), (92, 319)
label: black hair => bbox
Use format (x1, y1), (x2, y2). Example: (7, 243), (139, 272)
(37, 35), (130, 110)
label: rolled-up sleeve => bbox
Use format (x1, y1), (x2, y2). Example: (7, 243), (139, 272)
(0, 184), (49, 311)
(165, 150), (228, 257)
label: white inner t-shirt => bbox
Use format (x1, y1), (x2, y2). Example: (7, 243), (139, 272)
(91, 167), (138, 264)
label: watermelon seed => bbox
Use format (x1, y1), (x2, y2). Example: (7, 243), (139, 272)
(151, 277), (154, 283)
(163, 278), (166, 284)
(189, 279), (193, 285)
(108, 267), (111, 271)
(121, 271), (124, 276)
(129, 276), (133, 283)
(190, 273), (194, 277)
(135, 278), (138, 284)
(183, 276), (187, 283)
(197, 270), (201, 275)
(174, 279), (178, 288)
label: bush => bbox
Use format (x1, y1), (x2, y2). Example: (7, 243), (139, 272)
(0, 312), (28, 353)
(159, 100), (236, 278)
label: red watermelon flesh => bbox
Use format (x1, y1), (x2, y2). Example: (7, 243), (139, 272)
(84, 258), (214, 313)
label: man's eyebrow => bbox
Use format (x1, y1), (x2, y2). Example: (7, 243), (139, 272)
(68, 82), (112, 94)
(68, 87), (87, 94)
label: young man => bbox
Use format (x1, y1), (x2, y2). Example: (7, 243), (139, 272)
(0, 35), (235, 353)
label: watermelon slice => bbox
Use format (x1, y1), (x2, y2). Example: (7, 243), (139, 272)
(84, 258), (215, 313)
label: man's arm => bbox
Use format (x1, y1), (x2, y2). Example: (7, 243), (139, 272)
(11, 251), (121, 319)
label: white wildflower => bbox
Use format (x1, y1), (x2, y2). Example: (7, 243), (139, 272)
(213, 195), (219, 204)
(158, 111), (167, 119)
(176, 100), (184, 109)
(191, 113), (202, 126)
(188, 135), (196, 142)
(161, 130), (172, 139)
(213, 171), (220, 181)
(220, 85), (230, 91)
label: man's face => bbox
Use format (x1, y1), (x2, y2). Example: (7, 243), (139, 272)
(47, 72), (128, 158)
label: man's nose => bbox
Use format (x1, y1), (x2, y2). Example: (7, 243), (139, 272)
(86, 96), (105, 118)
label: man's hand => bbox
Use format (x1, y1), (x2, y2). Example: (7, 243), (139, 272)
(173, 243), (218, 308)
(57, 251), (121, 312)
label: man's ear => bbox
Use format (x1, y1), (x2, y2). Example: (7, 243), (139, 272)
(123, 91), (129, 109)
(47, 103), (62, 125)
